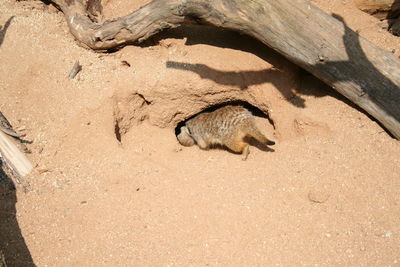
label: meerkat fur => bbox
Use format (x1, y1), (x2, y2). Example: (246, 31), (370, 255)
(177, 105), (275, 160)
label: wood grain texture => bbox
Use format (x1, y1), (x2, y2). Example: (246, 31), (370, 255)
(0, 131), (32, 177)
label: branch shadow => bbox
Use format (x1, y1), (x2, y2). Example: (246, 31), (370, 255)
(160, 25), (350, 109)
(166, 61), (281, 89)
(0, 161), (36, 266)
(160, 25), (335, 108)
(0, 16), (14, 48)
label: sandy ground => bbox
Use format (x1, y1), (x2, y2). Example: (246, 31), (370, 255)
(1, 0), (400, 266)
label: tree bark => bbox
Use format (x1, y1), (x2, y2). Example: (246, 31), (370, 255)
(48, 0), (400, 139)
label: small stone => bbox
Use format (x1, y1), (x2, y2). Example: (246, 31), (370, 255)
(173, 145), (182, 152)
(80, 200), (87, 204)
(385, 231), (393, 238)
(308, 189), (330, 203)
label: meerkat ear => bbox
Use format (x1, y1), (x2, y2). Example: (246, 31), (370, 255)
(180, 126), (191, 136)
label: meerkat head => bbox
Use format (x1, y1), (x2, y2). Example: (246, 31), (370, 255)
(177, 125), (195, 147)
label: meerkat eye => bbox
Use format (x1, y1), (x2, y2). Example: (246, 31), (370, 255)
(183, 126), (191, 136)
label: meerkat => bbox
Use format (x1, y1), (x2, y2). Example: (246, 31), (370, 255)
(177, 105), (275, 160)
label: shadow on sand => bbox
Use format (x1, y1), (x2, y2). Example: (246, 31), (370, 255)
(0, 161), (36, 266)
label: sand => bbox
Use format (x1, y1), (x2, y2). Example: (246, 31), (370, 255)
(0, 0), (399, 265)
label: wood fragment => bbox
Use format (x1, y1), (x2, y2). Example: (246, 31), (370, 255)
(68, 60), (82, 79)
(37, 168), (50, 174)
(0, 112), (20, 138)
(0, 131), (33, 177)
(121, 60), (131, 67)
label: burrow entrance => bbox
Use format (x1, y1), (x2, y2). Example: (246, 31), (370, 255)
(174, 101), (276, 154)
(174, 100), (275, 136)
